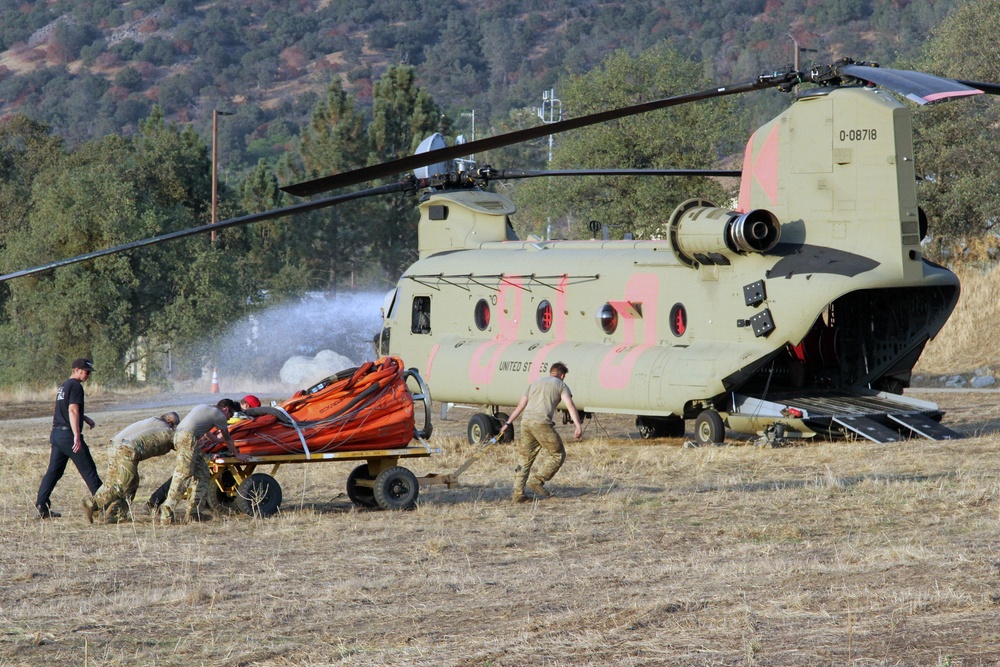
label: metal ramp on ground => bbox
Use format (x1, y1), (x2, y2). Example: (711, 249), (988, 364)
(833, 415), (903, 443)
(742, 391), (965, 443)
(887, 412), (963, 440)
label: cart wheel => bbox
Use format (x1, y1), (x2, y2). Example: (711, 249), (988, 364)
(494, 412), (514, 443)
(214, 488), (237, 509)
(468, 413), (496, 445)
(148, 477), (172, 509)
(213, 469), (238, 509)
(235, 473), (282, 517)
(373, 466), (419, 511)
(346, 464), (378, 508)
(694, 410), (725, 445)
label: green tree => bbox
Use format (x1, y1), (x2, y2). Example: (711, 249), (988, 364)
(237, 158), (311, 295)
(0, 116), (66, 329)
(0, 108), (257, 384)
(418, 12), (488, 102)
(0, 135), (169, 382)
(0, 115), (65, 249)
(301, 79), (368, 176)
(514, 44), (742, 240)
(367, 66), (443, 277)
(292, 79), (372, 290)
(913, 0), (1000, 262)
(132, 109), (258, 379)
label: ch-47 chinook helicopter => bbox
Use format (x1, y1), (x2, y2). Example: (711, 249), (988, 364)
(4, 58), (999, 446)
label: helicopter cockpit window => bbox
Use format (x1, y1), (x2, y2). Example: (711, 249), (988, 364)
(597, 303), (618, 335)
(536, 300), (553, 333)
(412, 296), (431, 334)
(474, 299), (491, 331)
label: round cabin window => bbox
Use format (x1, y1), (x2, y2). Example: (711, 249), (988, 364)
(670, 303), (687, 337)
(474, 299), (491, 330)
(536, 300), (553, 332)
(597, 303), (618, 335)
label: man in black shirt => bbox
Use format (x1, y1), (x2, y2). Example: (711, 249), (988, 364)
(34, 358), (102, 519)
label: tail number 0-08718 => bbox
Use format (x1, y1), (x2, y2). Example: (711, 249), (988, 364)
(839, 128), (877, 141)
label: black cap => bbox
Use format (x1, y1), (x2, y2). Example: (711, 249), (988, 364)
(71, 358), (96, 372)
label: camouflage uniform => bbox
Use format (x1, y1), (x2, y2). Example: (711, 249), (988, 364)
(512, 376), (570, 497)
(161, 404), (231, 522)
(89, 416), (175, 521)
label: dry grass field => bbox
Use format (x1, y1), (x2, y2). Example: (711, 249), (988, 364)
(918, 263), (1000, 377)
(2, 390), (1000, 666)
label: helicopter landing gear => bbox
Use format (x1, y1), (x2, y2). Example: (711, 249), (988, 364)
(494, 412), (514, 443)
(468, 413), (496, 444)
(468, 410), (514, 445)
(694, 410), (726, 445)
(636, 416), (686, 439)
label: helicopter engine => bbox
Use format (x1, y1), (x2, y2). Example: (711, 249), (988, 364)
(668, 200), (781, 266)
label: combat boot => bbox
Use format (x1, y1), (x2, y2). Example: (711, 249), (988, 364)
(81, 497), (97, 524)
(185, 508), (212, 523)
(36, 506), (61, 519)
(526, 478), (552, 498)
(105, 508), (133, 524)
(511, 491), (529, 503)
(158, 506), (175, 525)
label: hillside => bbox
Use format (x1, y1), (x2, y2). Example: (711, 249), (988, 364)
(0, 0), (964, 172)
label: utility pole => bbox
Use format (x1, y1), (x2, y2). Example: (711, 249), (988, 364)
(538, 88), (562, 162)
(538, 89), (562, 239)
(211, 110), (234, 244)
(460, 110), (475, 160)
(789, 34), (818, 72)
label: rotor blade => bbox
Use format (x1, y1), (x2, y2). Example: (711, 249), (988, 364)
(956, 79), (1000, 96)
(838, 64), (983, 104)
(0, 181), (409, 284)
(282, 73), (796, 198)
(483, 168), (742, 180)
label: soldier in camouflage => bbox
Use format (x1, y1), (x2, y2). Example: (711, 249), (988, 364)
(498, 362), (583, 502)
(82, 412), (180, 523)
(160, 399), (245, 524)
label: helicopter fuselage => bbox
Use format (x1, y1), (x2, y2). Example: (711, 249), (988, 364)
(377, 85), (960, 440)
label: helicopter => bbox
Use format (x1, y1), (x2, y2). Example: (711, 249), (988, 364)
(4, 58), (998, 446)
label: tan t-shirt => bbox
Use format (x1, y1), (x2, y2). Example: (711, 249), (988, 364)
(111, 416), (175, 460)
(177, 404), (230, 440)
(522, 376), (570, 425)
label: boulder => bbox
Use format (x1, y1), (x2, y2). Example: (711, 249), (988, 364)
(971, 375), (996, 389)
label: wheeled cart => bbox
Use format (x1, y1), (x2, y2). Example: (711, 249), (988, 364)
(148, 358), (516, 516)
(149, 358), (440, 516)
(208, 442), (439, 516)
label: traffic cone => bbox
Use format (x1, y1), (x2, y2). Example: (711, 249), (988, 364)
(210, 368), (220, 393)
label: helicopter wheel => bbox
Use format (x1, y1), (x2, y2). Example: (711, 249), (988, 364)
(694, 410), (725, 445)
(493, 412), (514, 443)
(637, 417), (657, 439)
(468, 413), (497, 445)
(661, 416), (685, 438)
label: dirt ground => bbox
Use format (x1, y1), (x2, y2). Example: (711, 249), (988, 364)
(1, 390), (999, 666)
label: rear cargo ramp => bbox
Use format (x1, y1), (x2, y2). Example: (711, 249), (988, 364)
(780, 392), (962, 443)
